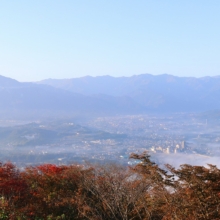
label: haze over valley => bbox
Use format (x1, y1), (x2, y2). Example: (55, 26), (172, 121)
(1, 74), (220, 168)
(1, 0), (220, 168)
(2, 2), (220, 218)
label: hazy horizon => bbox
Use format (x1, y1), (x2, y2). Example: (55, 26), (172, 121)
(1, 1), (220, 81)
(1, 1), (220, 169)
(2, 73), (220, 83)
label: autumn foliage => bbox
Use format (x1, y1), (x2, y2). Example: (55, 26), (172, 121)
(0, 153), (220, 219)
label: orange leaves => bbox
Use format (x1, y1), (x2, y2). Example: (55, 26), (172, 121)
(37, 164), (67, 175)
(0, 154), (220, 219)
(0, 162), (84, 219)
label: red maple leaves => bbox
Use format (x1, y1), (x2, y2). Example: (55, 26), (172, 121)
(0, 154), (219, 219)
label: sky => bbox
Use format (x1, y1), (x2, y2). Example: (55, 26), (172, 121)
(0, 1), (220, 82)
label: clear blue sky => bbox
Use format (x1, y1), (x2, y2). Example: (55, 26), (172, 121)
(0, 1), (220, 81)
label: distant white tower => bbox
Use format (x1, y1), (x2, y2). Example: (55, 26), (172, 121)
(181, 141), (185, 149)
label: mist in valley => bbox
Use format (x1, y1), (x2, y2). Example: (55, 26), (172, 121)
(0, 109), (220, 169)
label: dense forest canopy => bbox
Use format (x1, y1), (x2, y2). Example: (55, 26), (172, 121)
(0, 152), (219, 220)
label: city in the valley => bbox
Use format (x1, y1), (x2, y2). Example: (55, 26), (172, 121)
(0, 112), (219, 167)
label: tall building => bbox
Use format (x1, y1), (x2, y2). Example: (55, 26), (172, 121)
(181, 141), (185, 149)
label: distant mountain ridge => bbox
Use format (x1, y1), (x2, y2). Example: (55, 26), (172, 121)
(0, 75), (145, 119)
(1, 73), (220, 119)
(38, 74), (220, 112)
(38, 74), (220, 95)
(0, 75), (22, 87)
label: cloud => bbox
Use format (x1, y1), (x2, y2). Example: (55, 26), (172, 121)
(152, 153), (220, 169)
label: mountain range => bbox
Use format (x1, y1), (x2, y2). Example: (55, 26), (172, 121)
(1, 74), (220, 119)
(38, 74), (220, 112)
